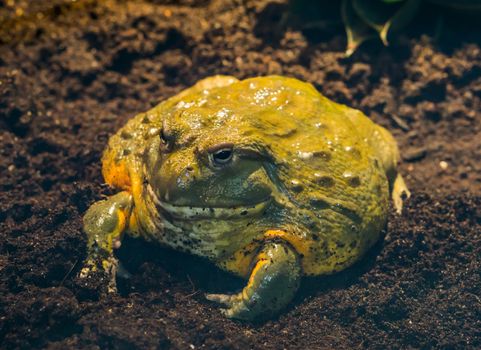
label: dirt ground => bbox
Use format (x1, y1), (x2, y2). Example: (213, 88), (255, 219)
(1, 0), (480, 348)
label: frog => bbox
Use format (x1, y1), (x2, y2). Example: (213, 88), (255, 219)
(80, 75), (410, 321)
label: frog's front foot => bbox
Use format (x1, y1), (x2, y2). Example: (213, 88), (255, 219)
(206, 241), (301, 321)
(79, 191), (132, 293)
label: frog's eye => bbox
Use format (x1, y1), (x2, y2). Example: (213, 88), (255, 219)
(213, 149), (233, 164)
(159, 128), (173, 152)
(208, 143), (234, 167)
(160, 128), (168, 145)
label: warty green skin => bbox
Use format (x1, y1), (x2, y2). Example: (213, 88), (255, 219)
(81, 75), (410, 320)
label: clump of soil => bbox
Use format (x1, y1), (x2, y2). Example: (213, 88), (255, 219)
(1, 0), (480, 348)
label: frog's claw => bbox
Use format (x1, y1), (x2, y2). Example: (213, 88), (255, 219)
(206, 241), (301, 321)
(79, 254), (128, 293)
(205, 293), (236, 305)
(205, 293), (250, 318)
(80, 191), (133, 292)
(392, 173), (411, 214)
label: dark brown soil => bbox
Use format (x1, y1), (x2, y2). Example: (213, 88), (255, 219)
(1, 1), (480, 349)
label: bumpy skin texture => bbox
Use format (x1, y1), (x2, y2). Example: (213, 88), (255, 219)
(81, 75), (410, 320)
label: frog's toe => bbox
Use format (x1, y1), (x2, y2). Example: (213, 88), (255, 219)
(79, 260), (97, 279)
(79, 255), (119, 293)
(206, 293), (252, 320)
(205, 293), (238, 306)
(392, 173), (411, 214)
(220, 301), (251, 320)
(206, 293), (254, 319)
(103, 256), (119, 293)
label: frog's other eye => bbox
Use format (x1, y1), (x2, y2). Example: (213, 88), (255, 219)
(213, 149), (233, 164)
(208, 143), (234, 167)
(160, 128), (168, 145)
(160, 128), (173, 152)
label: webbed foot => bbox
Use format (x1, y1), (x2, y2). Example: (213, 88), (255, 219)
(79, 191), (132, 292)
(206, 241), (301, 321)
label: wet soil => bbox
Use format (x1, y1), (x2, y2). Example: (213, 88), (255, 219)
(1, 0), (480, 348)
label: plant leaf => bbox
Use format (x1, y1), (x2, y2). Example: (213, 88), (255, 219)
(341, 0), (376, 56)
(352, 0), (420, 45)
(380, 0), (421, 44)
(352, 0), (398, 35)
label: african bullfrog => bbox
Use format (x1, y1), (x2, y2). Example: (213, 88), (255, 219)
(80, 75), (410, 320)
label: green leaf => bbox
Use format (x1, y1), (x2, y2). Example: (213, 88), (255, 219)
(341, 0), (376, 56)
(352, 0), (420, 45)
(380, 0), (420, 44)
(352, 0), (398, 35)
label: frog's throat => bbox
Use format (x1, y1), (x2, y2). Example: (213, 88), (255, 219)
(147, 184), (271, 221)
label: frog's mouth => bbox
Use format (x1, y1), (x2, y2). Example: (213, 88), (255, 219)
(147, 184), (271, 221)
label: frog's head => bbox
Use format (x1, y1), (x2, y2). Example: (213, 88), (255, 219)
(144, 107), (275, 221)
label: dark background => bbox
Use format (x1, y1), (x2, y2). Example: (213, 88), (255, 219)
(0, 0), (480, 348)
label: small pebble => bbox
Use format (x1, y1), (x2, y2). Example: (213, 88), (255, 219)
(439, 161), (449, 170)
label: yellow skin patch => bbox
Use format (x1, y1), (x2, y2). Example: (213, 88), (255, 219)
(102, 157), (131, 190)
(244, 257), (268, 300)
(95, 207), (127, 255)
(82, 75), (410, 320)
